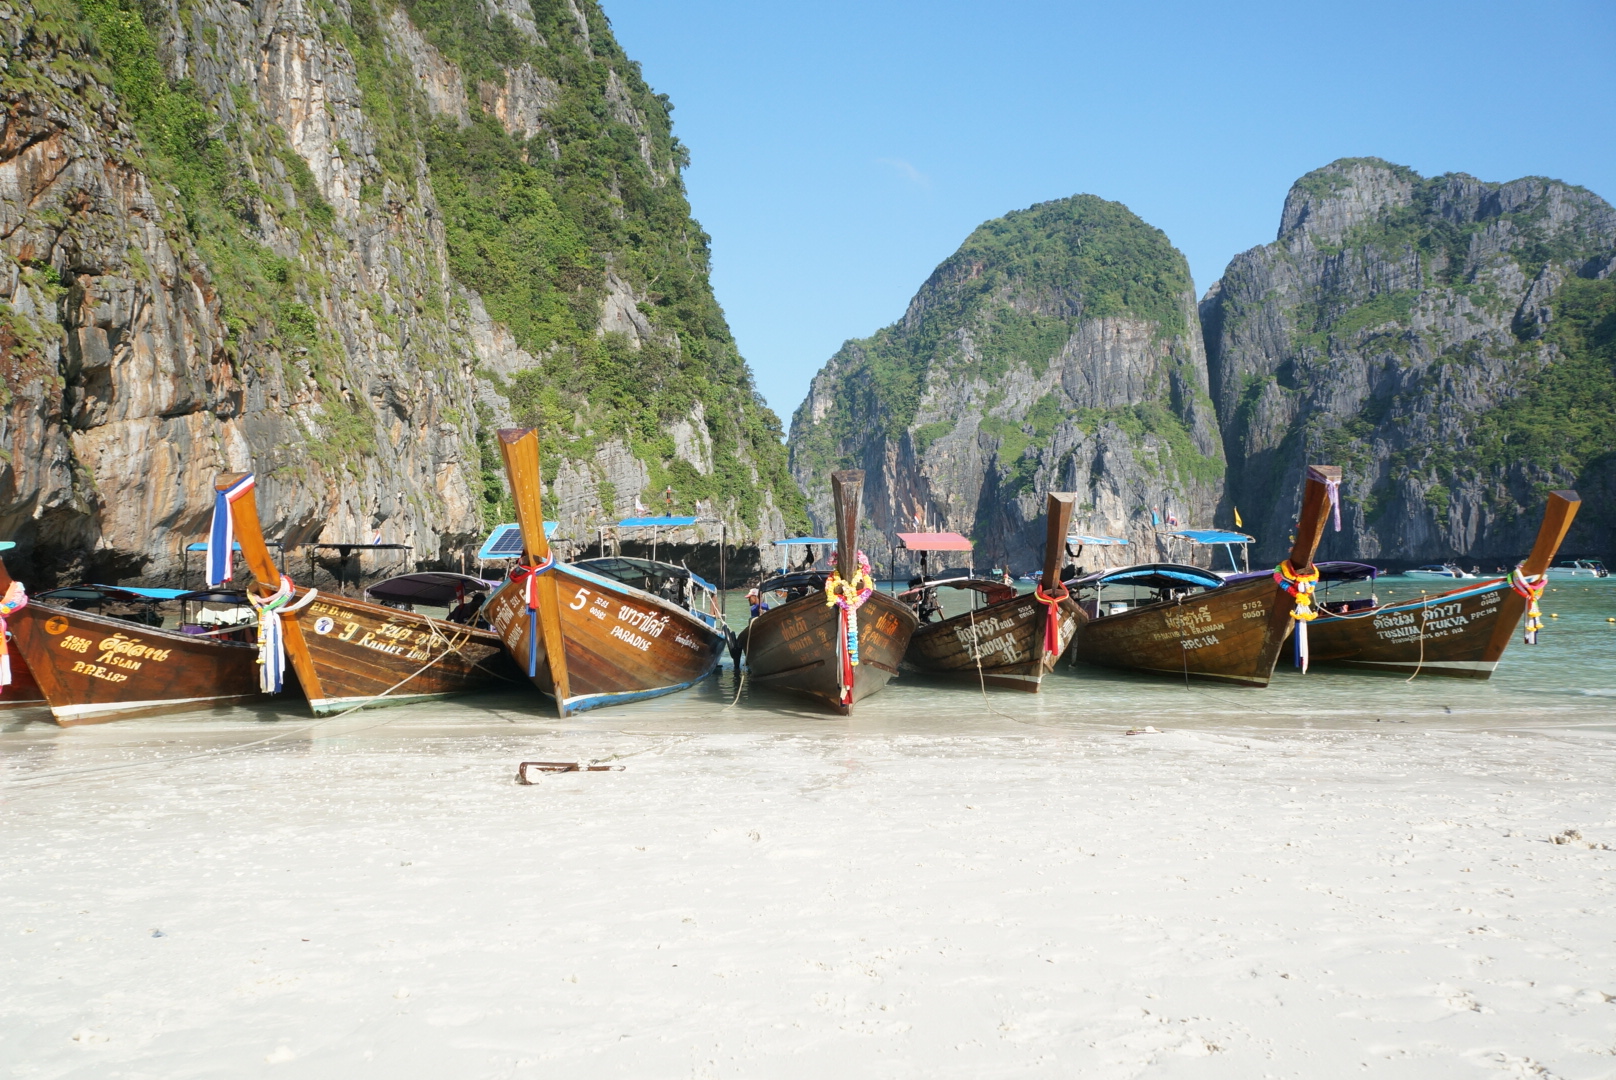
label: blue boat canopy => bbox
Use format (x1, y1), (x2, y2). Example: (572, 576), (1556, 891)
(1165, 529), (1255, 545)
(1077, 563), (1225, 591)
(774, 536), (837, 546)
(616, 515), (699, 528)
(1067, 533), (1129, 546)
(0, 541), (14, 551)
(38, 585), (189, 602)
(478, 521), (559, 560)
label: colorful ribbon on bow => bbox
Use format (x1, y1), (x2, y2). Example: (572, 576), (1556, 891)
(1508, 566), (1546, 645)
(247, 575), (318, 692)
(1307, 464), (1342, 533)
(1033, 580), (1069, 660)
(0, 580), (27, 694)
(509, 555), (555, 677)
(1274, 559), (1321, 672)
(824, 550), (875, 706)
(208, 473), (256, 585)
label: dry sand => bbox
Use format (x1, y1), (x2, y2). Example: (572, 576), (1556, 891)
(3, 704), (1615, 1078)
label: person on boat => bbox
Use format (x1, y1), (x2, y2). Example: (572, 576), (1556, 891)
(447, 596), (481, 624)
(748, 588), (768, 619)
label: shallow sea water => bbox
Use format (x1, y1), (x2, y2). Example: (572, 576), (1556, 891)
(2, 578), (1614, 1077)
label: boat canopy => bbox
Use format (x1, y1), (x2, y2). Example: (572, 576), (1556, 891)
(365, 572), (500, 606)
(1164, 529), (1254, 545)
(1067, 533), (1129, 546)
(478, 521), (559, 560)
(617, 516), (699, 528)
(37, 585), (189, 603)
(1226, 560), (1379, 586)
(0, 541), (12, 551)
(898, 571), (1015, 604)
(896, 532), (973, 552)
(1075, 563), (1225, 591)
(773, 536), (837, 546)
(574, 556), (715, 595)
(175, 589), (250, 604)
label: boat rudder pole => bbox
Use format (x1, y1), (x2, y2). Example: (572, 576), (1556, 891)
(497, 428), (571, 715)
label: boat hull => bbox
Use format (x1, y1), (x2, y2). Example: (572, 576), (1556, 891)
(7, 602), (262, 724)
(286, 592), (519, 715)
(1067, 575), (1295, 687)
(1309, 577), (1525, 679)
(0, 648), (45, 709)
(741, 591), (918, 714)
(482, 566), (725, 714)
(903, 592), (1081, 691)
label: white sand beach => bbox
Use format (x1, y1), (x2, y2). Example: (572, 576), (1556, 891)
(4, 682), (1616, 1078)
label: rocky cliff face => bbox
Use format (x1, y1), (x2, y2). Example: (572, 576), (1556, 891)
(0, 0), (801, 587)
(1202, 158), (1616, 566)
(788, 195), (1224, 574)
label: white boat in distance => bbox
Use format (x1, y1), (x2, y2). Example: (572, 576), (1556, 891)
(1403, 563), (1477, 580)
(1547, 558), (1609, 578)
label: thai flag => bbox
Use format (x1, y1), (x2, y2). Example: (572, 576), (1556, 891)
(1168, 512), (1179, 527)
(208, 474), (255, 585)
(371, 529), (382, 545)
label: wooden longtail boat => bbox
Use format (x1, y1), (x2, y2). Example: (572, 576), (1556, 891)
(0, 546), (45, 710)
(0, 562), (262, 724)
(1066, 464), (1340, 687)
(739, 470), (918, 714)
(1306, 490), (1580, 679)
(480, 428), (726, 717)
(900, 492), (1082, 691)
(218, 472), (519, 715)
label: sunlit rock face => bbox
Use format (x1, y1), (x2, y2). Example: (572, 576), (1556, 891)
(1203, 158), (1616, 565)
(0, 0), (798, 586)
(789, 195), (1224, 574)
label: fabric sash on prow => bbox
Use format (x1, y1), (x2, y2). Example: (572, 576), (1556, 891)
(213, 471), (318, 695)
(1036, 492), (1078, 659)
(1279, 464), (1341, 673)
(497, 428), (571, 715)
(829, 470), (864, 707)
(1513, 490), (1581, 645)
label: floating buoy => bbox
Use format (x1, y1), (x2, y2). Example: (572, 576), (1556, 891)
(1606, 617), (1614, 623)
(1550, 613), (1559, 618)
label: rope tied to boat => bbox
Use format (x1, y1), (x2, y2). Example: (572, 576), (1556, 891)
(509, 555), (555, 677)
(247, 575), (318, 692)
(1508, 566), (1547, 644)
(1032, 581), (1069, 660)
(824, 550), (874, 706)
(1308, 464), (1343, 532)
(0, 580), (26, 693)
(1274, 559), (1320, 672)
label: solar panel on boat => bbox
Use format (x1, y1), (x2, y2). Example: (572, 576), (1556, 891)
(477, 521), (559, 560)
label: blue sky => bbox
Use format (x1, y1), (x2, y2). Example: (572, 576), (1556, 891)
(606, 0), (1616, 425)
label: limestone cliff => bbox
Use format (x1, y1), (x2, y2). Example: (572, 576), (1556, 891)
(0, 0), (802, 587)
(1202, 158), (1616, 566)
(788, 195), (1224, 573)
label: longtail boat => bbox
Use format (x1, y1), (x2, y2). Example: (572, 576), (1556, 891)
(899, 492), (1082, 691)
(0, 567), (262, 724)
(217, 471), (519, 715)
(1066, 464), (1340, 687)
(739, 469), (918, 714)
(1305, 490), (1580, 679)
(480, 428), (726, 716)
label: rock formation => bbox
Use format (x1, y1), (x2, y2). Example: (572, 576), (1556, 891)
(1202, 158), (1616, 566)
(0, 0), (802, 587)
(788, 195), (1224, 575)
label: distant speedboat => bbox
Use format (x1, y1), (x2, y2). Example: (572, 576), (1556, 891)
(1404, 564), (1475, 579)
(1547, 559), (1608, 579)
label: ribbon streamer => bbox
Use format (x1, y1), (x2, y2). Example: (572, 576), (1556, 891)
(1032, 581), (1069, 660)
(1274, 559), (1321, 672)
(824, 551), (875, 707)
(0, 580), (27, 693)
(509, 555), (556, 678)
(1307, 465), (1342, 533)
(247, 575), (318, 692)
(1508, 566), (1546, 645)
(208, 473), (256, 585)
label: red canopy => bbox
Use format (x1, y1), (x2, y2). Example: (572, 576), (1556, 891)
(897, 532), (973, 552)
